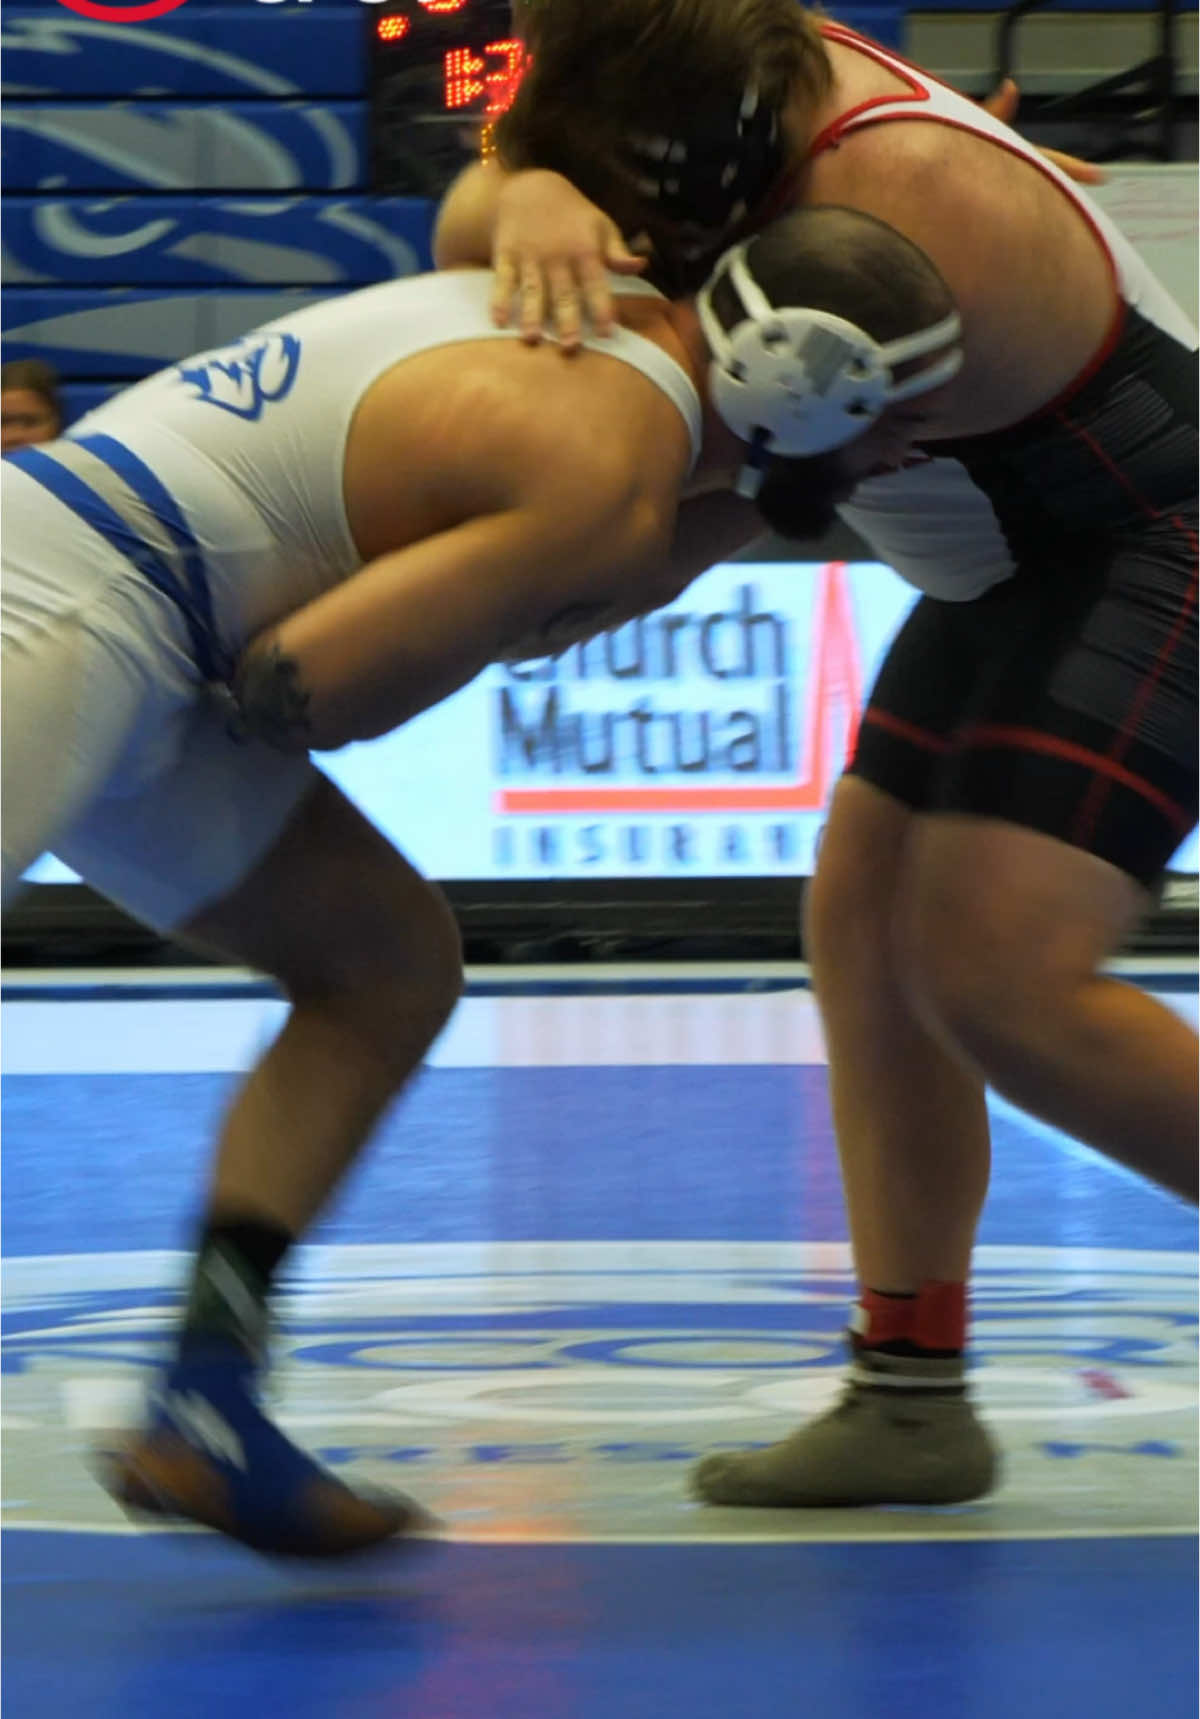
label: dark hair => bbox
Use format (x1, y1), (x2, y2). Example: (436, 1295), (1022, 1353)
(752, 451), (852, 541)
(506, 0), (830, 137)
(710, 205), (955, 346)
(1, 358), (63, 421)
(709, 207), (956, 540)
(498, 0), (831, 259)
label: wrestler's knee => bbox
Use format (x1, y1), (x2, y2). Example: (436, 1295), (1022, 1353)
(183, 778), (464, 1072)
(895, 816), (1125, 1065)
(897, 877), (1022, 1064)
(805, 776), (915, 967)
(294, 876), (463, 1063)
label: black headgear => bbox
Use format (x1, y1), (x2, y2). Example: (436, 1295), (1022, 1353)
(622, 84), (785, 254)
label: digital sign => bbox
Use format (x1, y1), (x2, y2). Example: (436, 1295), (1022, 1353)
(24, 560), (1200, 888)
(368, 0), (527, 196)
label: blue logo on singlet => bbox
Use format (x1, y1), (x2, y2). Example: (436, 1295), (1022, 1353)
(176, 333), (301, 422)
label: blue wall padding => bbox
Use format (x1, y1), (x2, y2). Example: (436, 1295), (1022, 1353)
(59, 381), (122, 425)
(4, 102), (367, 192)
(1, 9), (365, 99)
(2, 286), (335, 375)
(3, 195), (434, 284)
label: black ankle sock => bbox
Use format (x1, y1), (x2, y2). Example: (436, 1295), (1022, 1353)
(870, 1338), (964, 1360)
(181, 1216), (294, 1358)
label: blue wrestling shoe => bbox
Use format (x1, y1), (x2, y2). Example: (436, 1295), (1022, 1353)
(95, 1343), (436, 1559)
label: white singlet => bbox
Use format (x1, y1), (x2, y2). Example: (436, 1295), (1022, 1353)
(52, 269), (703, 652)
(1, 270), (701, 926)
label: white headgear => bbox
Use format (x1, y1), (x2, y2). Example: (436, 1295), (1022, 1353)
(697, 242), (963, 496)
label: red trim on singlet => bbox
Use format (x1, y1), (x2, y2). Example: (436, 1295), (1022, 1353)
(957, 725), (1195, 836)
(809, 25), (931, 156)
(1053, 407), (1169, 524)
(1046, 405), (1198, 843)
(868, 706), (1194, 834)
(819, 21), (972, 93)
(1070, 514), (1199, 846)
(809, 24), (1126, 422)
(861, 708), (953, 754)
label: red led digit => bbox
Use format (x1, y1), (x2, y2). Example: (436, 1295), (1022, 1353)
(444, 47), (487, 109)
(482, 38), (525, 115)
(443, 41), (525, 115)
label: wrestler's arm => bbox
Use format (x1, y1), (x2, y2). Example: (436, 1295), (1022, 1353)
(432, 159), (508, 270)
(661, 488), (765, 594)
(233, 372), (703, 751)
(233, 467), (763, 752)
(233, 497), (669, 753)
(434, 84), (1101, 343)
(491, 487), (764, 664)
(435, 161), (647, 344)
(433, 78), (1101, 258)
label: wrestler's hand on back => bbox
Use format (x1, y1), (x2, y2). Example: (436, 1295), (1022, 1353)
(490, 169), (646, 350)
(466, 75), (1100, 352)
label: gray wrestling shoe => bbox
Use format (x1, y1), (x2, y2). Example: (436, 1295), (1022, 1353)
(692, 1347), (999, 1508)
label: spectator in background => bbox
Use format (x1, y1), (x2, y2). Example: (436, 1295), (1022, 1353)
(2, 359), (64, 455)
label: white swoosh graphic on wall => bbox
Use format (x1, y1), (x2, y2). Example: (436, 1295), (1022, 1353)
(8, 109), (327, 192)
(0, 19), (302, 97)
(169, 232), (345, 284)
(5, 293), (319, 363)
(34, 202), (177, 258)
(5, 111), (202, 190)
(302, 108), (359, 189)
(319, 203), (422, 274)
(199, 110), (307, 189)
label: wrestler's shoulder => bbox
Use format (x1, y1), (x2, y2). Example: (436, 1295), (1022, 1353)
(806, 116), (1011, 206)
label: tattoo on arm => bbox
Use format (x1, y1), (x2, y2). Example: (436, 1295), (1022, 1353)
(229, 640), (313, 752)
(501, 599), (617, 663)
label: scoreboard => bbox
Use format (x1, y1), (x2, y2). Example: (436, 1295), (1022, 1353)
(368, 0), (527, 196)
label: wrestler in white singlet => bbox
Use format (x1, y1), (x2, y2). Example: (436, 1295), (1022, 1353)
(1, 272), (700, 925)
